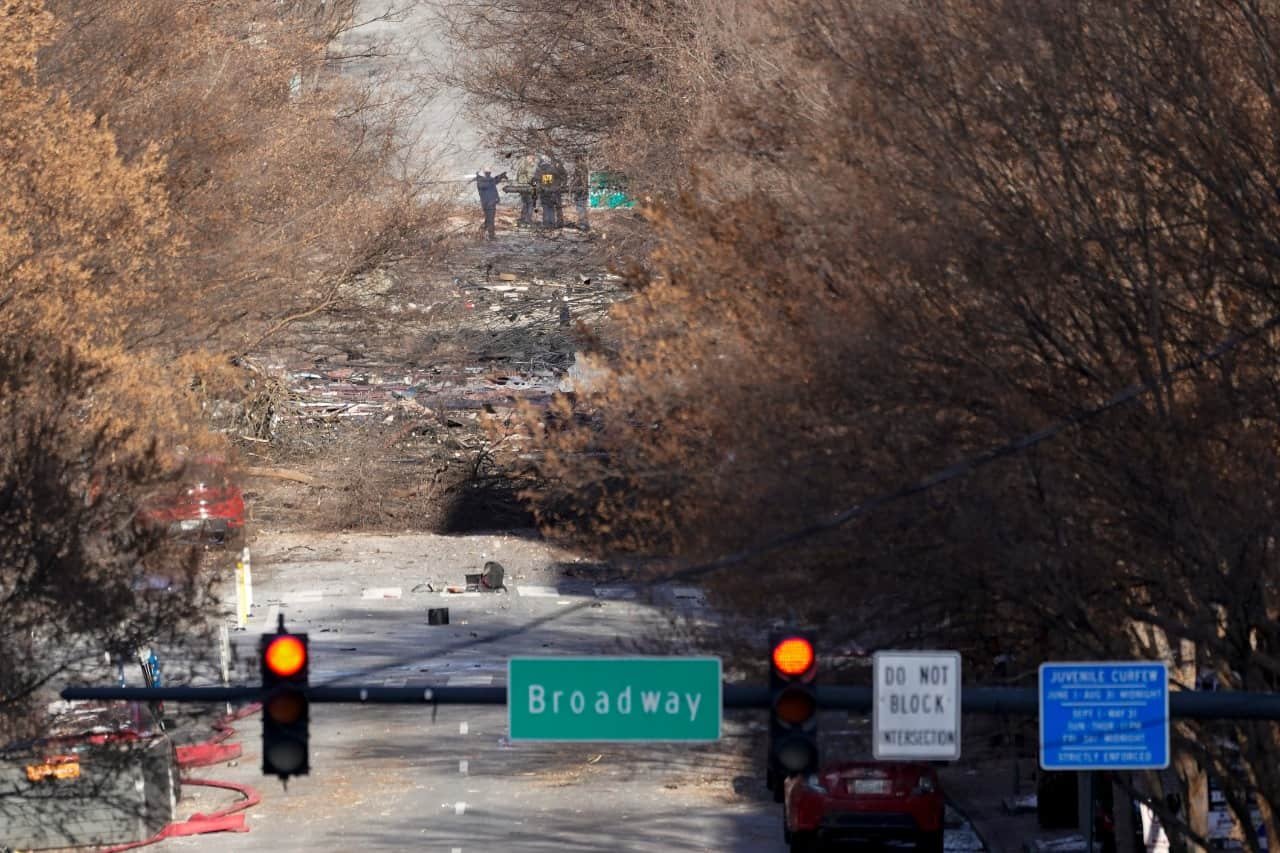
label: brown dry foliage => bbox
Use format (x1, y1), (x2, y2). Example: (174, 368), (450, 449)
(0, 343), (211, 743)
(1, 0), (207, 737)
(40, 0), (442, 364)
(442, 0), (768, 192)
(1, 0), (440, 737)
(475, 0), (1280, 843)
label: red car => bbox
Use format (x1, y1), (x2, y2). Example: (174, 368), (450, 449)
(136, 458), (246, 548)
(784, 761), (945, 852)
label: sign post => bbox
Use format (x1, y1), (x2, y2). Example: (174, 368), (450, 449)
(872, 651), (962, 760)
(240, 546), (253, 609)
(1041, 662), (1170, 853)
(508, 657), (721, 742)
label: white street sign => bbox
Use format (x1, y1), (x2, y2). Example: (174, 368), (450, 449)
(873, 651), (962, 761)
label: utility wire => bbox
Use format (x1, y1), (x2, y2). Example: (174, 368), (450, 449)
(664, 309), (1280, 584)
(307, 309), (1280, 688)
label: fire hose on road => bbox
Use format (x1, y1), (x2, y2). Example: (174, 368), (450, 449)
(101, 703), (264, 851)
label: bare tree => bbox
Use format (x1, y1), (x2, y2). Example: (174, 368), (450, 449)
(441, 0), (770, 191)
(0, 341), (209, 742)
(39, 0), (445, 365)
(480, 1), (1280, 847)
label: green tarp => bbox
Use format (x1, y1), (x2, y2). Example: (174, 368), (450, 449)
(588, 171), (635, 209)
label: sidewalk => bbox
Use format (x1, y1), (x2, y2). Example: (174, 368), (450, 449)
(942, 759), (1088, 853)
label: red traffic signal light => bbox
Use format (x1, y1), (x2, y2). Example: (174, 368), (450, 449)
(772, 637), (815, 678)
(264, 635), (307, 678)
(260, 625), (309, 780)
(768, 630), (819, 798)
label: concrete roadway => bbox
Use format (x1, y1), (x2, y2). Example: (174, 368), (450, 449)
(168, 532), (786, 852)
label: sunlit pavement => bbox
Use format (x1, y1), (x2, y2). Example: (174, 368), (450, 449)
(159, 531), (782, 852)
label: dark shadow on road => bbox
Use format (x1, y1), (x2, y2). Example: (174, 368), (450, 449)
(439, 464), (538, 533)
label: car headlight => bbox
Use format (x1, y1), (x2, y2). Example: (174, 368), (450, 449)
(804, 773), (828, 794)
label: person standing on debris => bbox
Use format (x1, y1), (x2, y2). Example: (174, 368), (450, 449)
(550, 157), (568, 226)
(471, 168), (508, 240)
(533, 156), (568, 228)
(514, 154), (537, 226)
(570, 158), (590, 231)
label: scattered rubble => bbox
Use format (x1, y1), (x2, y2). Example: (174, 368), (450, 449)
(257, 242), (626, 427)
(235, 216), (631, 532)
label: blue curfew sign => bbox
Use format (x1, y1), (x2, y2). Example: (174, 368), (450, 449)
(1040, 662), (1170, 770)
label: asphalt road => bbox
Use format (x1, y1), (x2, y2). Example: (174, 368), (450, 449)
(168, 531), (787, 852)
(142, 531), (989, 852)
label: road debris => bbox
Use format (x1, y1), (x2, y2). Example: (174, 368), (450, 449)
(244, 467), (319, 486)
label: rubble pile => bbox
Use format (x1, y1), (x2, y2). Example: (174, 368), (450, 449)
(268, 231), (626, 428)
(234, 222), (632, 531)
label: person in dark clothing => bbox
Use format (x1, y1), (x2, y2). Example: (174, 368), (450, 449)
(533, 158), (568, 227)
(514, 154), (537, 226)
(570, 159), (590, 230)
(472, 169), (508, 240)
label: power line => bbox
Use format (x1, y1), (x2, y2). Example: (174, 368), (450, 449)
(665, 309), (1280, 584)
(302, 310), (1280, 688)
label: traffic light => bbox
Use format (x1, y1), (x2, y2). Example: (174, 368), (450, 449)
(260, 623), (309, 780)
(767, 631), (818, 801)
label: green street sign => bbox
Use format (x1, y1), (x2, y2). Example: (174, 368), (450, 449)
(508, 657), (722, 742)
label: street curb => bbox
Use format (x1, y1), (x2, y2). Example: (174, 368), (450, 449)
(946, 793), (993, 853)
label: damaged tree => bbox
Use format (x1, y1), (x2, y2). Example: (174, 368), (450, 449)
(441, 0), (767, 194)
(1, 0), (447, 741)
(0, 0), (213, 740)
(38, 0), (444, 369)
(486, 0), (1280, 847)
(0, 343), (208, 742)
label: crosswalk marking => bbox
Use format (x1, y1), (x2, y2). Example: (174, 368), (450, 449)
(515, 584), (559, 597)
(446, 674), (493, 686)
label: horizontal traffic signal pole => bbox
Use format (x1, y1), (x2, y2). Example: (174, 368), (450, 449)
(952, 686), (1280, 717)
(59, 684), (1280, 720)
(60, 685), (773, 706)
(60, 685), (509, 704)
(60, 685), (774, 705)
(63, 686), (260, 702)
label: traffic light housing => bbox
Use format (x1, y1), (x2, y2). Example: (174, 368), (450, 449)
(767, 630), (818, 801)
(260, 625), (309, 780)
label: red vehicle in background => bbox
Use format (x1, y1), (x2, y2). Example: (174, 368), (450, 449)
(784, 761), (945, 852)
(136, 457), (245, 548)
